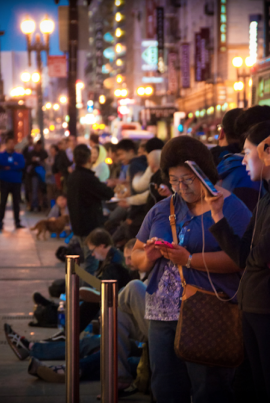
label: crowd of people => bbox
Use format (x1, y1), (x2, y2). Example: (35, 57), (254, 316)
(2, 104), (270, 402)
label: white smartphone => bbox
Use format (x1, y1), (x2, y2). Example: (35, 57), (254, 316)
(185, 160), (219, 197)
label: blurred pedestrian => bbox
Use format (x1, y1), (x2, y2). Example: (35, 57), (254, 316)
(22, 135), (34, 206)
(26, 140), (48, 212)
(0, 137), (25, 230)
(89, 133), (99, 149)
(91, 144), (110, 182)
(67, 144), (114, 275)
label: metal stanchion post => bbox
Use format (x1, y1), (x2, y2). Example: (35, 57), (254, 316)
(101, 280), (118, 403)
(65, 255), (80, 403)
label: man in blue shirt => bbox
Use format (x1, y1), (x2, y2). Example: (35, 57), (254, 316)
(0, 137), (25, 230)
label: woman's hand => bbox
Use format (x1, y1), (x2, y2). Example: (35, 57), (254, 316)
(156, 244), (190, 266)
(204, 192), (224, 223)
(144, 238), (162, 262)
(157, 184), (172, 197)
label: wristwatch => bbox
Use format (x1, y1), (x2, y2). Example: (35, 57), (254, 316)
(186, 254), (192, 269)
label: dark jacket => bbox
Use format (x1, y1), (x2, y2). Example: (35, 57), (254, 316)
(26, 149), (48, 176)
(67, 165), (114, 237)
(217, 153), (261, 212)
(97, 247), (131, 290)
(52, 150), (72, 178)
(0, 151), (25, 183)
(210, 188), (270, 314)
(211, 143), (261, 212)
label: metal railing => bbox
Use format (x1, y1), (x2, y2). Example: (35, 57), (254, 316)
(65, 255), (118, 403)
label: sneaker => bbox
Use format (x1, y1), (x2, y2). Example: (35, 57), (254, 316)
(36, 364), (66, 383)
(32, 292), (52, 307)
(4, 323), (30, 360)
(42, 329), (66, 343)
(28, 357), (43, 377)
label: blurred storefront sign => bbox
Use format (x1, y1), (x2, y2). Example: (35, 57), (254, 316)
(146, 0), (157, 39)
(156, 7), (165, 74)
(95, 19), (103, 89)
(181, 43), (190, 88)
(195, 32), (202, 82)
(168, 52), (178, 94)
(48, 56), (67, 78)
(218, 0), (227, 53)
(264, 1), (270, 57)
(200, 28), (210, 81)
(142, 76), (163, 83)
(141, 40), (158, 71)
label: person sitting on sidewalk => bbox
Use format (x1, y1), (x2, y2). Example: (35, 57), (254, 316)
(0, 136), (25, 230)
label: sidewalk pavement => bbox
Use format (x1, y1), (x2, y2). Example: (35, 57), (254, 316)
(0, 204), (150, 403)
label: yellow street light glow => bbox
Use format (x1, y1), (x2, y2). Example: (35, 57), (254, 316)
(245, 56), (255, 67)
(115, 28), (123, 38)
(114, 89), (122, 97)
(188, 112), (193, 118)
(62, 122), (68, 129)
(115, 44), (122, 54)
(49, 124), (55, 131)
(145, 86), (153, 96)
(121, 89), (128, 97)
(249, 78), (253, 87)
(232, 56), (243, 68)
(76, 81), (85, 89)
(99, 95), (106, 104)
(21, 72), (31, 83)
(233, 81), (244, 91)
(32, 72), (40, 83)
(45, 102), (52, 109)
(25, 88), (32, 95)
(92, 123), (99, 130)
(115, 0), (122, 5)
(115, 12), (123, 22)
(116, 74), (123, 83)
(116, 59), (123, 66)
(43, 128), (49, 135)
(40, 15), (55, 34)
(21, 16), (36, 35)
(53, 103), (60, 111)
(59, 95), (67, 104)
(99, 123), (106, 130)
(137, 87), (145, 96)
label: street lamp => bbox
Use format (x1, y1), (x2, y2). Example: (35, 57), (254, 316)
(59, 95), (67, 104)
(21, 14), (54, 145)
(232, 56), (255, 108)
(53, 103), (60, 111)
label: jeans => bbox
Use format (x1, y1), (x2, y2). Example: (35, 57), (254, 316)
(148, 320), (191, 403)
(242, 311), (270, 402)
(30, 334), (100, 361)
(118, 280), (148, 383)
(0, 181), (21, 226)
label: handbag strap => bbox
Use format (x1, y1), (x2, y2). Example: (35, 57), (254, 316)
(169, 196), (186, 287)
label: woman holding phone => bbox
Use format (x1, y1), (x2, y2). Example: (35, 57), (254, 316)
(131, 136), (251, 403)
(206, 121), (270, 402)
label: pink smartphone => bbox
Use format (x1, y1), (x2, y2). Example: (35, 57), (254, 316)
(155, 240), (174, 249)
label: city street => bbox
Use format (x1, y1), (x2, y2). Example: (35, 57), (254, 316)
(0, 201), (149, 403)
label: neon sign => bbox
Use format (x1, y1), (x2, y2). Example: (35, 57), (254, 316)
(218, 0), (227, 53)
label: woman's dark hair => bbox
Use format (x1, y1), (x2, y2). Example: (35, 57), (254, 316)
(90, 133), (99, 144)
(161, 136), (219, 184)
(247, 121), (270, 146)
(73, 144), (91, 166)
(145, 137), (164, 153)
(116, 139), (137, 153)
(50, 144), (59, 153)
(85, 228), (113, 247)
(222, 108), (243, 143)
(234, 105), (270, 137)
(94, 144), (100, 154)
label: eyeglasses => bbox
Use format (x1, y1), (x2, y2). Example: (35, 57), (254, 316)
(169, 176), (196, 187)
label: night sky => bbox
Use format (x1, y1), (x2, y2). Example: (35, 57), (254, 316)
(0, 0), (69, 56)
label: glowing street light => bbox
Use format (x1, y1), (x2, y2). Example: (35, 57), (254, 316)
(25, 88), (32, 95)
(233, 81), (244, 91)
(21, 72), (31, 83)
(232, 57), (243, 68)
(121, 89), (128, 97)
(99, 95), (106, 104)
(114, 89), (122, 97)
(116, 74), (123, 83)
(115, 12), (123, 22)
(137, 87), (145, 96)
(145, 86), (153, 96)
(45, 102), (52, 109)
(115, 0), (122, 5)
(59, 95), (67, 104)
(245, 56), (255, 67)
(40, 15), (55, 35)
(116, 59), (123, 66)
(53, 103), (60, 111)
(32, 72), (40, 83)
(115, 28), (123, 38)
(21, 16), (36, 35)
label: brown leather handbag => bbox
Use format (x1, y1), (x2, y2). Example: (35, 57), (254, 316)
(169, 197), (244, 368)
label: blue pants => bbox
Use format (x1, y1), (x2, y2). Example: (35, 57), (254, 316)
(149, 320), (235, 403)
(30, 334), (100, 361)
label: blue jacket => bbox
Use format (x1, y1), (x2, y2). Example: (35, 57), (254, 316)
(217, 153), (261, 212)
(0, 151), (25, 183)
